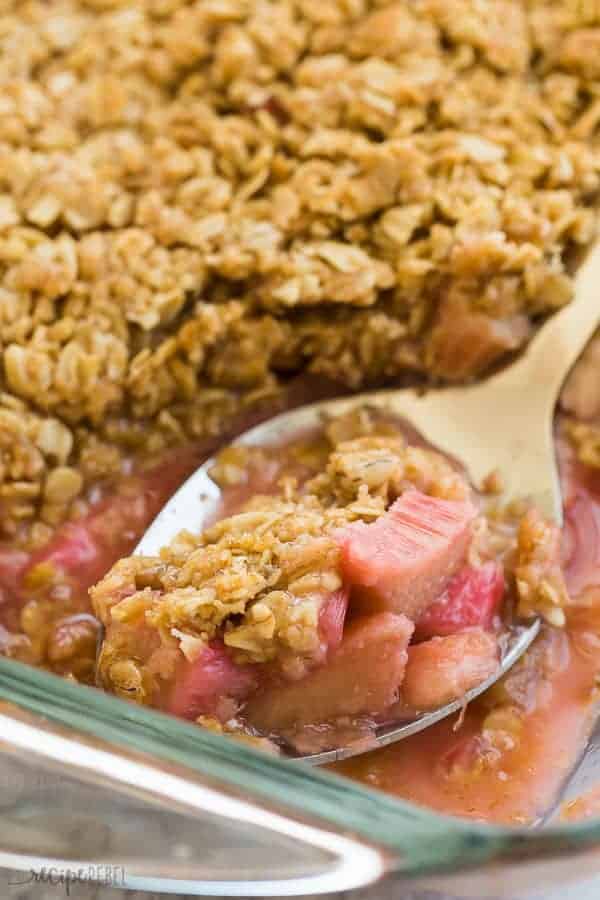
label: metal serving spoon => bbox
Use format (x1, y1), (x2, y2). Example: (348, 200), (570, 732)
(136, 243), (600, 764)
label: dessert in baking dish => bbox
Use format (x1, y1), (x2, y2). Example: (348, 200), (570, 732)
(2, 0), (600, 823)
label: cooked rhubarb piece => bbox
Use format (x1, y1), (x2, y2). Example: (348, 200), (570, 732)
(564, 491), (600, 597)
(168, 640), (258, 721)
(336, 490), (476, 618)
(318, 587), (349, 655)
(0, 548), (28, 594)
(401, 629), (499, 710)
(244, 612), (413, 733)
(28, 522), (99, 578)
(414, 562), (505, 641)
(0, 548), (28, 613)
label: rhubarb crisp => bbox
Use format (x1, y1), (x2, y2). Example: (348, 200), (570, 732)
(90, 410), (567, 752)
(1, 0), (600, 820)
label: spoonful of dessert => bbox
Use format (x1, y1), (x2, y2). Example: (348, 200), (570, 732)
(91, 244), (600, 764)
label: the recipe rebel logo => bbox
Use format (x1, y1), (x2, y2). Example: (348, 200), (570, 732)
(8, 864), (126, 894)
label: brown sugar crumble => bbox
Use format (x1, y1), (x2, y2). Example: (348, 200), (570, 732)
(2, 0), (600, 548)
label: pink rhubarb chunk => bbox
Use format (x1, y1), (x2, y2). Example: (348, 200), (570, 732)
(414, 562), (505, 640)
(0, 547), (28, 608)
(30, 523), (99, 576)
(336, 489), (476, 619)
(402, 628), (499, 710)
(168, 640), (258, 721)
(0, 548), (28, 594)
(318, 587), (349, 655)
(563, 491), (600, 597)
(244, 612), (414, 733)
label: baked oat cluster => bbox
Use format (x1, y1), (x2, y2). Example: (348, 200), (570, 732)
(1, 0), (600, 544)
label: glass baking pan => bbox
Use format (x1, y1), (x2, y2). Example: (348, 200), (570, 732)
(0, 655), (600, 897)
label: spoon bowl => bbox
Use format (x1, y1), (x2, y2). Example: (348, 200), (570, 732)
(135, 243), (600, 763)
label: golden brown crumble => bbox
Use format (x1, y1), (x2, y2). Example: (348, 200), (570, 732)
(196, 715), (280, 754)
(2, 0), (600, 542)
(92, 500), (346, 673)
(514, 507), (569, 626)
(564, 419), (600, 468)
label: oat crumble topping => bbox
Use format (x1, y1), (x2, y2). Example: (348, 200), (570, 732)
(2, 0), (600, 543)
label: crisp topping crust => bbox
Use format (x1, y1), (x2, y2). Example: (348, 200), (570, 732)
(1, 0), (599, 543)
